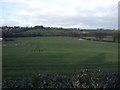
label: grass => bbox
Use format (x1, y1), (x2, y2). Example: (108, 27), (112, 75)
(21, 29), (64, 34)
(20, 28), (118, 34)
(103, 36), (113, 41)
(83, 36), (120, 42)
(83, 37), (96, 40)
(2, 37), (118, 78)
(83, 29), (119, 33)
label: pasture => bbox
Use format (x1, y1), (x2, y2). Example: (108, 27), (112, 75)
(21, 29), (64, 34)
(83, 36), (114, 41)
(2, 36), (118, 78)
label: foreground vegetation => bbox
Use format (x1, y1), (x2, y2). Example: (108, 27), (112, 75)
(2, 69), (119, 88)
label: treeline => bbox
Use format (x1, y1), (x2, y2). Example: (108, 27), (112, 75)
(2, 25), (45, 38)
(84, 32), (120, 42)
(1, 25), (84, 38)
(1, 25), (120, 43)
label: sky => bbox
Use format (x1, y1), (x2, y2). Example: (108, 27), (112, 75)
(0, 0), (119, 29)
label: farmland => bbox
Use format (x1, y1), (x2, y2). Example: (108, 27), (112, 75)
(22, 29), (64, 33)
(2, 36), (118, 79)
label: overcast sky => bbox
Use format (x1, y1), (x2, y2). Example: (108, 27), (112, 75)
(0, 0), (119, 29)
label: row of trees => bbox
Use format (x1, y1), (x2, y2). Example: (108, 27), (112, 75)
(2, 25), (45, 33)
(1, 26), (84, 38)
(112, 32), (120, 42)
(1, 26), (120, 43)
(84, 32), (120, 42)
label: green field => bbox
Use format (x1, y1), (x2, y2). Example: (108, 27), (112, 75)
(83, 36), (114, 41)
(22, 29), (118, 33)
(21, 29), (64, 34)
(3, 37), (118, 78)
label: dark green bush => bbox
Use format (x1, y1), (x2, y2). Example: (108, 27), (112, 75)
(2, 69), (119, 88)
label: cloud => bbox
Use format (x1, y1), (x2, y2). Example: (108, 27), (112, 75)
(0, 0), (119, 29)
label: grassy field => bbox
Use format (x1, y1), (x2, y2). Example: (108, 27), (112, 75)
(83, 36), (114, 41)
(83, 29), (118, 33)
(83, 36), (120, 42)
(21, 29), (64, 34)
(3, 36), (118, 78)
(20, 29), (118, 34)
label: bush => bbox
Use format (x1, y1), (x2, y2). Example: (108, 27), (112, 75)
(2, 69), (119, 88)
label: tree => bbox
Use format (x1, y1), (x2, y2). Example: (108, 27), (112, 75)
(34, 25), (44, 29)
(112, 32), (120, 42)
(94, 32), (107, 41)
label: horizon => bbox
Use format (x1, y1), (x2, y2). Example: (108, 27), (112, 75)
(1, 25), (118, 30)
(1, 25), (119, 30)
